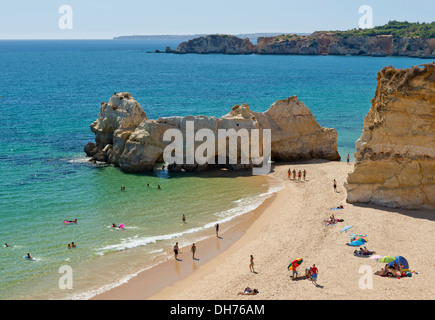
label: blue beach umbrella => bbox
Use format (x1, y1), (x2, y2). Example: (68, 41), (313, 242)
(388, 256), (409, 271)
(348, 240), (366, 246)
(341, 225), (353, 233)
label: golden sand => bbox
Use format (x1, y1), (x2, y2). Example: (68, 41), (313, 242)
(93, 160), (435, 300)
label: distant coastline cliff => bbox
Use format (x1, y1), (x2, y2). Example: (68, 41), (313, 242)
(165, 33), (435, 58)
(345, 63), (435, 209)
(165, 22), (435, 58)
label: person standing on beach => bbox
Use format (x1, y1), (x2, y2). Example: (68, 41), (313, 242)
(303, 170), (306, 180)
(292, 170), (296, 180)
(333, 179), (337, 192)
(174, 242), (179, 260)
(347, 154), (350, 164)
(215, 223), (219, 237)
(310, 264), (318, 283)
(191, 243), (196, 260)
(288, 169), (291, 179)
(298, 170), (302, 181)
(250, 255), (255, 273)
(182, 214), (186, 223)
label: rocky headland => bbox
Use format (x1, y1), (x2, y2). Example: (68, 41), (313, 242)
(166, 33), (435, 58)
(84, 94), (340, 173)
(345, 63), (435, 209)
(166, 34), (255, 54)
(165, 22), (435, 58)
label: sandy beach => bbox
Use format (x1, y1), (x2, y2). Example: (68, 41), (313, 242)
(93, 160), (435, 300)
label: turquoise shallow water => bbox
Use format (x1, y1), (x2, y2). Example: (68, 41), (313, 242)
(0, 40), (428, 299)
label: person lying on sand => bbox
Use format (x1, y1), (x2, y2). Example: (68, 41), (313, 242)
(238, 288), (259, 295)
(375, 268), (386, 276)
(362, 247), (375, 255)
(353, 247), (375, 257)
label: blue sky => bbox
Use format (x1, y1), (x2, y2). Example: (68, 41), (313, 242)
(0, 0), (433, 39)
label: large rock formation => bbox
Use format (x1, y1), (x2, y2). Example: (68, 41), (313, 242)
(168, 34), (255, 54)
(84, 92), (147, 165)
(345, 63), (435, 209)
(85, 94), (340, 172)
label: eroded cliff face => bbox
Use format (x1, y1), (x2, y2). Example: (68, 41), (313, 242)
(257, 33), (435, 57)
(345, 63), (435, 209)
(85, 94), (340, 172)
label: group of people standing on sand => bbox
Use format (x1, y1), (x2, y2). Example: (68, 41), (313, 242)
(289, 261), (319, 284)
(287, 168), (307, 181)
(172, 216), (221, 261)
(173, 242), (197, 260)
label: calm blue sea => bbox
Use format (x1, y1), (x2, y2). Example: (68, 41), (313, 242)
(0, 39), (426, 299)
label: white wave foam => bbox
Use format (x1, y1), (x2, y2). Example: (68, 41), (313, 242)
(66, 156), (109, 166)
(212, 178), (284, 224)
(76, 177), (284, 299)
(95, 227), (203, 255)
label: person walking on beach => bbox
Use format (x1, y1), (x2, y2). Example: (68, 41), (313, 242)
(174, 242), (179, 260)
(191, 243), (196, 260)
(303, 170), (306, 180)
(215, 223), (219, 237)
(291, 262), (298, 279)
(250, 255), (255, 273)
(333, 179), (337, 192)
(310, 264), (318, 283)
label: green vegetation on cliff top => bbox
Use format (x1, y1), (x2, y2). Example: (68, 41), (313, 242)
(335, 21), (435, 39)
